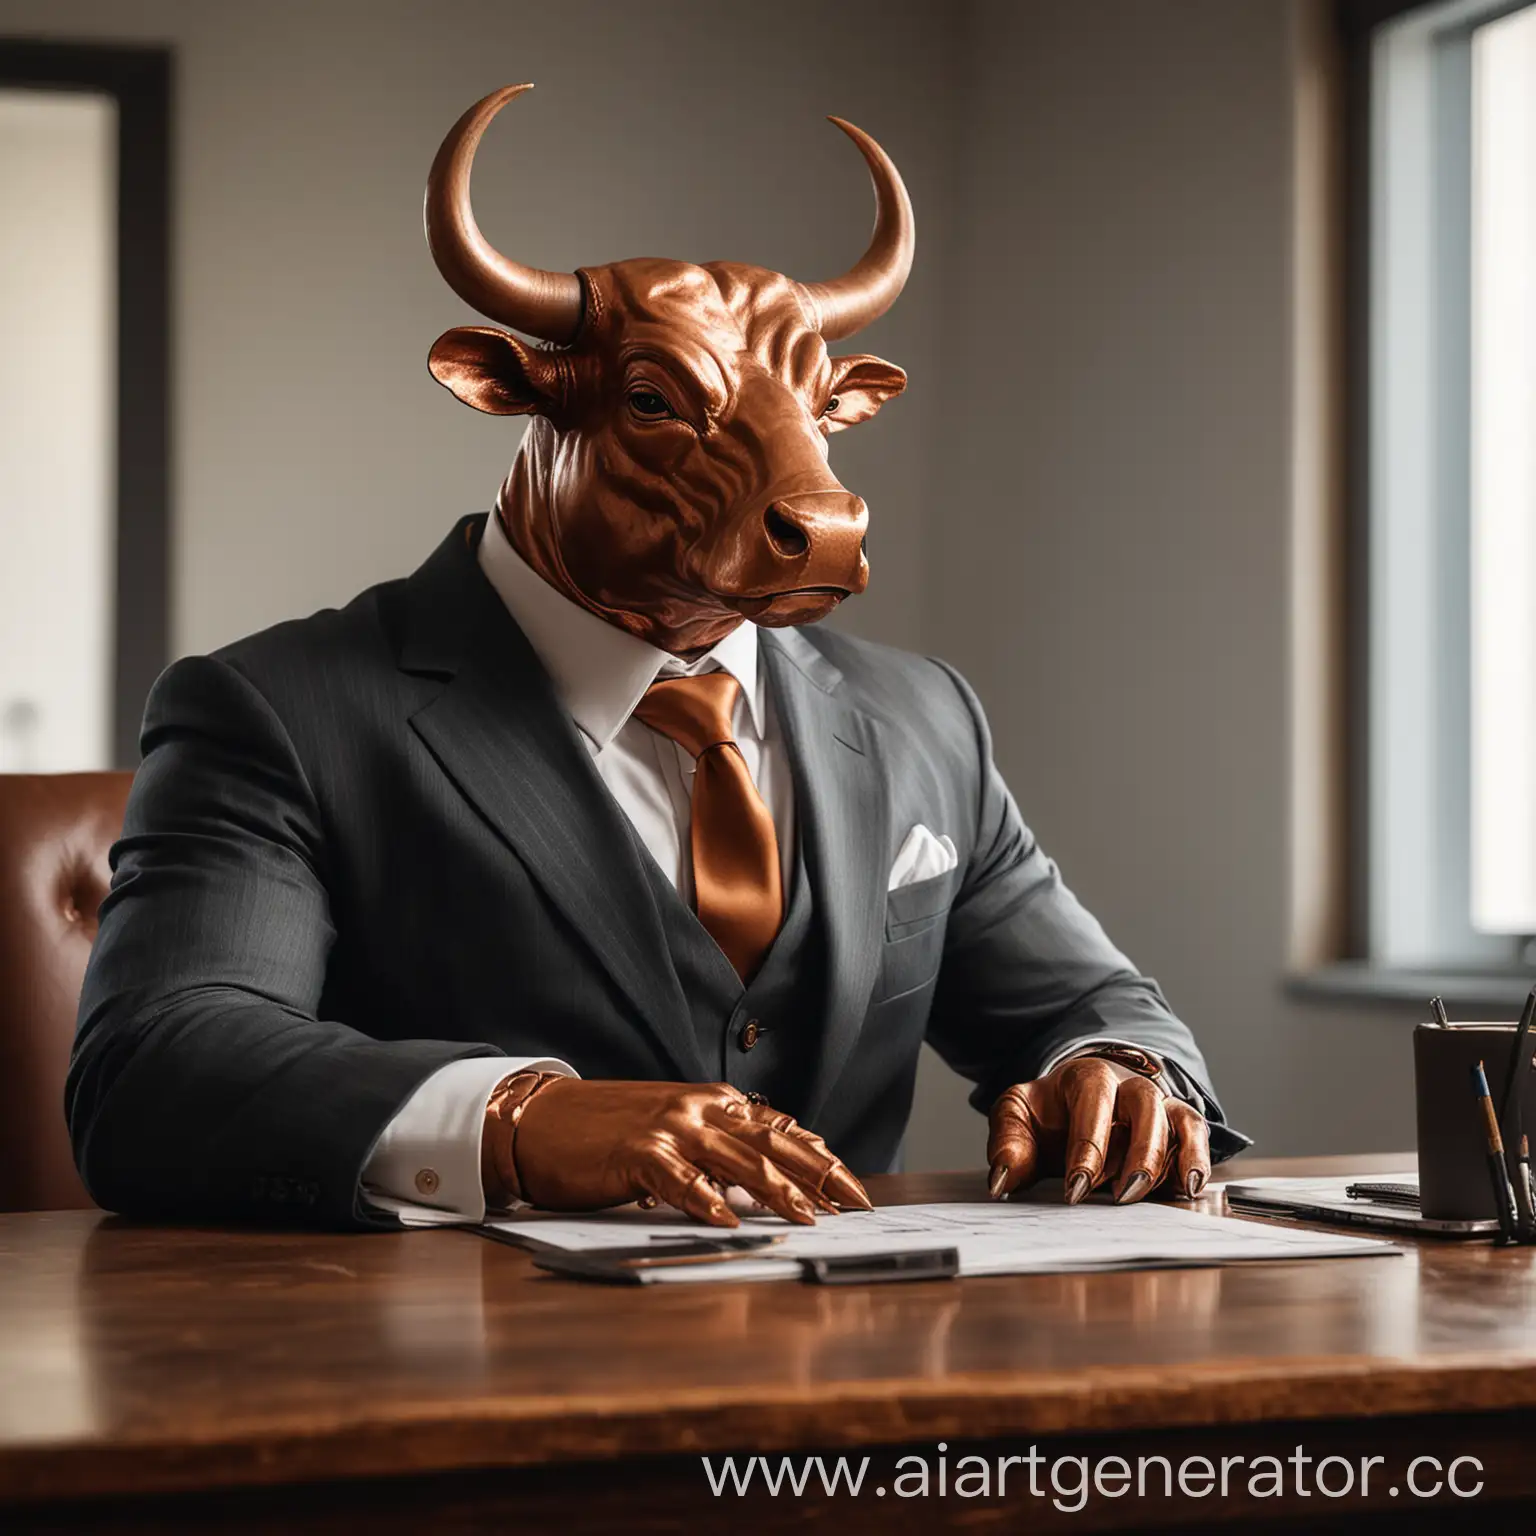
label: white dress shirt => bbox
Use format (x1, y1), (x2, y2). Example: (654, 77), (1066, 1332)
(360, 513), (795, 1223)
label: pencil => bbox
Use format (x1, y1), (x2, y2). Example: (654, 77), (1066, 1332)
(1430, 996), (1450, 1026)
(1471, 1060), (1521, 1243)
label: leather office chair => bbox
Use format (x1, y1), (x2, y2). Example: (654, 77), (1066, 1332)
(0, 773), (131, 1212)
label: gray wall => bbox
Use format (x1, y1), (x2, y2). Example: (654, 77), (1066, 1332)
(0, 0), (955, 656)
(1, 0), (1422, 1166)
(908, 0), (1419, 1168)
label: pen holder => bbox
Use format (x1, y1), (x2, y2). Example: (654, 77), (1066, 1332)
(1415, 1022), (1536, 1220)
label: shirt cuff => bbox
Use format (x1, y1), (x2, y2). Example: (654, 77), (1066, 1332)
(360, 1055), (577, 1226)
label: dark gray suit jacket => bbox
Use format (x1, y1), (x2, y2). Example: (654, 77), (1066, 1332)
(68, 516), (1246, 1228)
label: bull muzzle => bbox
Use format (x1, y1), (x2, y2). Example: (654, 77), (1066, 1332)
(714, 488), (869, 626)
(762, 490), (869, 589)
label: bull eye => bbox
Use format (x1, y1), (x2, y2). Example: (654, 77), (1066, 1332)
(823, 395), (841, 417)
(626, 387), (675, 421)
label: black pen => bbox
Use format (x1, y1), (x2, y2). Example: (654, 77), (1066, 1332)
(1513, 1130), (1536, 1240)
(1522, 1135), (1536, 1239)
(1495, 986), (1536, 1239)
(1497, 985), (1536, 1135)
(1472, 1060), (1521, 1243)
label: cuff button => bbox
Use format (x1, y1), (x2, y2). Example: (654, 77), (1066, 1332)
(414, 1167), (440, 1197)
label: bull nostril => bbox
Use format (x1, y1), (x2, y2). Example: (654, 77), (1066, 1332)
(763, 504), (810, 558)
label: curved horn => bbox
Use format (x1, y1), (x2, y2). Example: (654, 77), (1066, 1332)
(424, 84), (584, 344)
(801, 117), (915, 341)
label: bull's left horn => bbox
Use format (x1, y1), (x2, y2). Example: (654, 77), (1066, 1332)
(424, 84), (585, 344)
(800, 117), (915, 342)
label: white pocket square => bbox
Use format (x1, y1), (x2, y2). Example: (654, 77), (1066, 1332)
(887, 824), (958, 892)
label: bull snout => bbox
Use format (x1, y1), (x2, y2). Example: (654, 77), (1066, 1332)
(758, 488), (869, 594)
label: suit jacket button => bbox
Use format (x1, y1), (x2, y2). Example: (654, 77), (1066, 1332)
(738, 1019), (760, 1051)
(415, 1167), (440, 1196)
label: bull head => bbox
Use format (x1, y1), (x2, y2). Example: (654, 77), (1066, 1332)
(425, 85), (913, 655)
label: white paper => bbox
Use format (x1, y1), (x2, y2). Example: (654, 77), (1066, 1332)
(482, 1199), (1399, 1284)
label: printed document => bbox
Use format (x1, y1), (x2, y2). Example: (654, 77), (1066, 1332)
(480, 1199), (1398, 1284)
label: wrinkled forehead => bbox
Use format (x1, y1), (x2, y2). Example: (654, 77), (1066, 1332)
(578, 258), (830, 406)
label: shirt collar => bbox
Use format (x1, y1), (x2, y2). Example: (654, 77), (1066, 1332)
(476, 511), (763, 751)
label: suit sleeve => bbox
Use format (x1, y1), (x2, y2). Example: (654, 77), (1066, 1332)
(921, 659), (1250, 1162)
(67, 654), (506, 1228)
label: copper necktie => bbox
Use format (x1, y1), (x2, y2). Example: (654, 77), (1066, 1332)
(633, 672), (783, 982)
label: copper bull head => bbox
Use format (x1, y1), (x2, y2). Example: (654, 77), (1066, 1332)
(425, 85), (914, 655)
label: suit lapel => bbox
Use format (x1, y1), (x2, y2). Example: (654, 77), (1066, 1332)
(762, 629), (890, 1126)
(398, 519), (704, 1081)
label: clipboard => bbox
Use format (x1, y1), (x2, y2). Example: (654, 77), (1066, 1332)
(1224, 1175), (1496, 1238)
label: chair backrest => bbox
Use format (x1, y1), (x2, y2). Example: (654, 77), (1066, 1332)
(0, 772), (131, 1212)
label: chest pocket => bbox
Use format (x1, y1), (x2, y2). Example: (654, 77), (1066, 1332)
(874, 866), (960, 1003)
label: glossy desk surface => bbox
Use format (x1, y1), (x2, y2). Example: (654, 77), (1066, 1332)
(2, 1155), (1533, 1505)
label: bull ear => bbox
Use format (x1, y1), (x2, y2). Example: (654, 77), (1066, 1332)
(822, 354), (907, 432)
(428, 326), (563, 415)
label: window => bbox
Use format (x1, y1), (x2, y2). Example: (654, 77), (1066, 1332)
(0, 41), (171, 770)
(0, 88), (117, 772)
(1470, 4), (1536, 933)
(1365, 0), (1536, 974)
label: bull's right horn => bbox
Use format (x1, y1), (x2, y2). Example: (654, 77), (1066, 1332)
(424, 84), (585, 345)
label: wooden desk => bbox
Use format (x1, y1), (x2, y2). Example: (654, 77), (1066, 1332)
(1, 1155), (1532, 1533)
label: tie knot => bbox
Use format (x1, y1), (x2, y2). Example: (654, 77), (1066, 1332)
(633, 672), (742, 760)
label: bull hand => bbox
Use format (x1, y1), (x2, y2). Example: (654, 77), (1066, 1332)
(487, 1077), (872, 1226)
(987, 1054), (1211, 1207)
